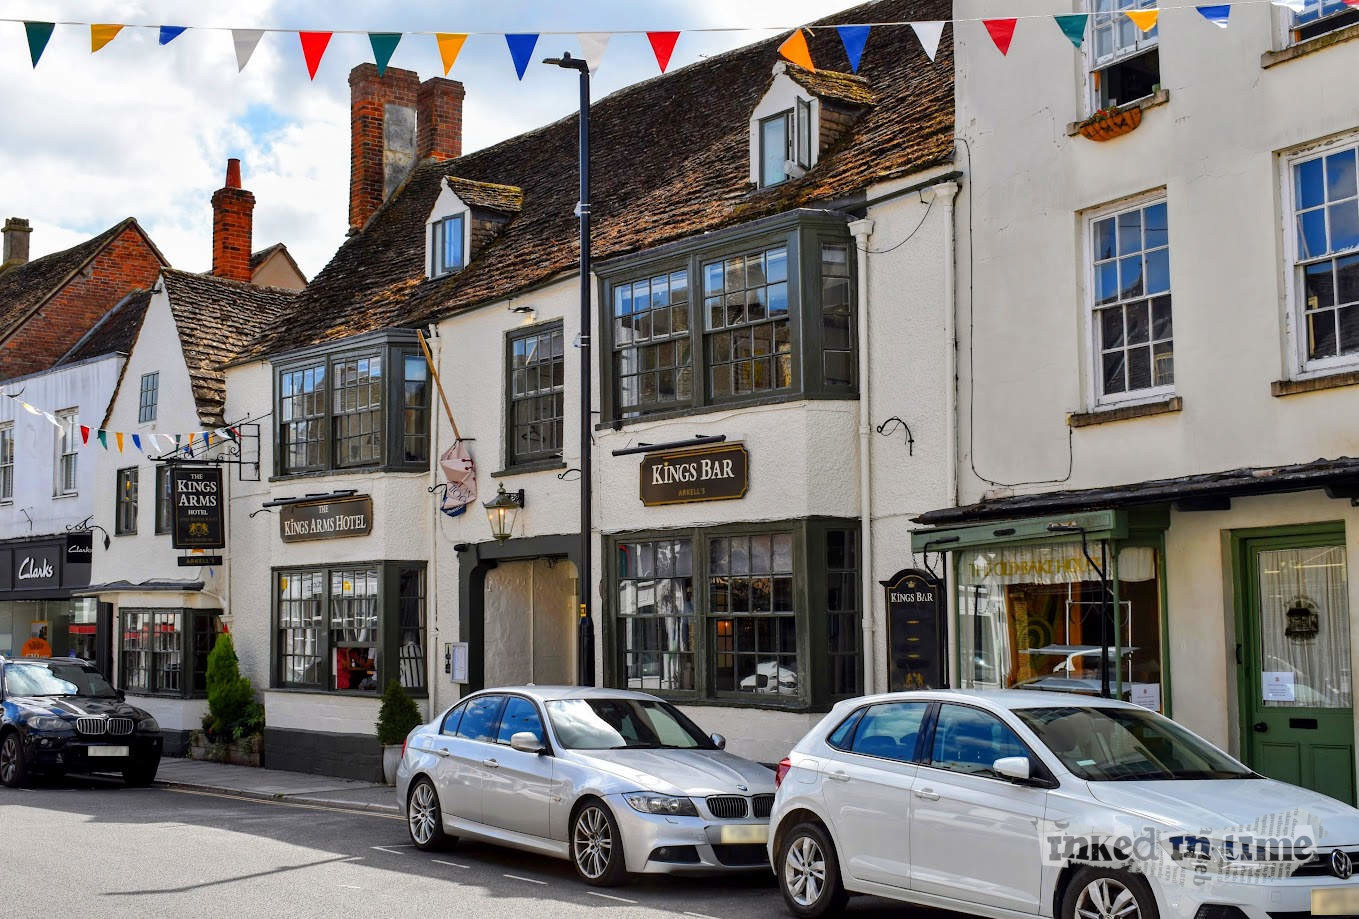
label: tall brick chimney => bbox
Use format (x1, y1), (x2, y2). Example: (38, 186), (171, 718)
(211, 158), (255, 282)
(349, 63), (419, 233)
(417, 77), (465, 161)
(2, 218), (31, 268)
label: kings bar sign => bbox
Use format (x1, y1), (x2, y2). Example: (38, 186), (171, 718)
(170, 466), (225, 549)
(280, 495), (374, 543)
(639, 442), (749, 507)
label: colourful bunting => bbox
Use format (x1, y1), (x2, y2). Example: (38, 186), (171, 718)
(647, 31), (681, 73)
(1271, 0), (1307, 11)
(96, 430), (107, 449)
(1196, 5), (1231, 26)
(505, 33), (539, 80)
(233, 29), (264, 72)
(777, 29), (814, 72)
(80, 425), (90, 445)
(24, 22), (54, 68)
(299, 31), (332, 80)
(159, 26), (187, 45)
(188, 432), (197, 450)
(1055, 14), (1089, 47)
(115, 431), (124, 452)
(911, 21), (946, 62)
(434, 33), (467, 75)
(131, 433), (142, 452)
(578, 32), (610, 74)
(91, 24), (123, 53)
(836, 25), (870, 73)
(983, 18), (1018, 55)
(368, 32), (401, 76)
(1125, 9), (1159, 32)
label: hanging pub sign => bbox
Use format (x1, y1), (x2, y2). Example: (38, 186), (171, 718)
(639, 442), (749, 507)
(883, 568), (947, 691)
(170, 466), (225, 549)
(279, 495), (373, 543)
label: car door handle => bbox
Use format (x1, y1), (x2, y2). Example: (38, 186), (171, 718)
(914, 788), (940, 801)
(433, 748), (451, 757)
(826, 770), (851, 783)
(483, 758), (500, 768)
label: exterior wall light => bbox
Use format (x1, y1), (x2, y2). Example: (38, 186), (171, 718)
(484, 484), (525, 542)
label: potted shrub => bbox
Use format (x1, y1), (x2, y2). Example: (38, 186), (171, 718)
(187, 633), (265, 767)
(1078, 104), (1143, 142)
(376, 679), (423, 785)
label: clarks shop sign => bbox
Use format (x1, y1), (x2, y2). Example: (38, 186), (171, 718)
(280, 496), (373, 543)
(171, 467), (225, 549)
(639, 443), (749, 507)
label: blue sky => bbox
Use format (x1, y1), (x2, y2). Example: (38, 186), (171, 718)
(3, 0), (858, 278)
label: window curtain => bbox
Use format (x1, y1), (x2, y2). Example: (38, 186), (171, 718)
(1257, 545), (1352, 709)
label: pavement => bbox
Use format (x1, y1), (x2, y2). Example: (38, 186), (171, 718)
(155, 756), (400, 814)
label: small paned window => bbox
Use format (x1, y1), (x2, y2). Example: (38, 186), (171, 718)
(432, 215), (465, 276)
(403, 355), (430, 464)
(617, 538), (696, 692)
(138, 372), (159, 423)
(1090, 0), (1160, 110)
(330, 568), (379, 692)
(120, 609), (222, 697)
(155, 465), (171, 534)
(0, 424), (12, 501)
(710, 532), (798, 697)
(704, 246), (792, 400)
(279, 364), (326, 473)
(115, 467), (138, 535)
(507, 324), (565, 465)
(55, 409), (78, 495)
(1292, 142), (1359, 367)
(1090, 198), (1173, 401)
(821, 243), (855, 387)
(1290, 0), (1359, 42)
(331, 355), (383, 467)
(825, 529), (861, 697)
(614, 272), (691, 418)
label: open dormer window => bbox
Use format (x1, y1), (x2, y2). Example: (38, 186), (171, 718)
(431, 214), (465, 277)
(424, 176), (522, 280)
(750, 62), (872, 190)
(760, 113), (793, 187)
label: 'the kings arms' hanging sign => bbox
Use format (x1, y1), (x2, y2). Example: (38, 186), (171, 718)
(170, 466), (225, 549)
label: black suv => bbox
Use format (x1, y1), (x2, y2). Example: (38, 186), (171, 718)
(0, 656), (163, 787)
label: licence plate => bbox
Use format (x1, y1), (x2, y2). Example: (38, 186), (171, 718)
(719, 824), (769, 845)
(1312, 887), (1359, 916)
(87, 746), (130, 758)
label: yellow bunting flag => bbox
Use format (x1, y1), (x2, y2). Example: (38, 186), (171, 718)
(91, 24), (124, 52)
(1125, 9), (1159, 32)
(778, 28), (815, 71)
(187, 432), (197, 450)
(115, 431), (124, 452)
(435, 33), (468, 75)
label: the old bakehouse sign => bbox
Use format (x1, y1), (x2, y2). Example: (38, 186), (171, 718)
(639, 443), (749, 507)
(280, 495), (374, 543)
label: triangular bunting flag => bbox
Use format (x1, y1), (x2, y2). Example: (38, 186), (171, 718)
(159, 26), (187, 45)
(505, 33), (539, 80)
(434, 33), (467, 75)
(226, 427), (239, 442)
(21, 402), (41, 417)
(836, 25), (870, 73)
(233, 30), (264, 72)
(1196, 5), (1231, 26)
(80, 425), (90, 445)
(91, 24), (123, 53)
(115, 432), (124, 452)
(647, 31), (680, 73)
(1125, 9), (1159, 32)
(96, 430), (108, 449)
(368, 32), (401, 76)
(578, 32), (610, 74)
(299, 31), (332, 80)
(911, 21), (946, 62)
(983, 19), (1018, 55)
(777, 29), (814, 72)
(188, 432), (197, 450)
(1055, 14), (1089, 47)
(24, 22), (54, 68)
(206, 432), (215, 448)
(131, 433), (142, 452)
(43, 412), (62, 430)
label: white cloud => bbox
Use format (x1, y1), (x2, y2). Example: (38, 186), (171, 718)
(3, 0), (854, 279)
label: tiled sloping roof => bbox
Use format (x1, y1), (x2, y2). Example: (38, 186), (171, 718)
(160, 269), (297, 425)
(784, 64), (876, 106)
(240, 0), (952, 360)
(445, 177), (524, 214)
(0, 218), (138, 338)
(250, 243), (287, 270)
(59, 288), (154, 364)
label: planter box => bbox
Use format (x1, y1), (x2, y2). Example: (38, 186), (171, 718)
(1078, 105), (1142, 142)
(188, 730), (262, 768)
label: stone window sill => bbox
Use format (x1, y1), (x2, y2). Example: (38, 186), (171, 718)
(1262, 22), (1359, 69)
(1271, 370), (1359, 397)
(492, 459), (567, 478)
(1066, 89), (1171, 137)
(1068, 395), (1182, 428)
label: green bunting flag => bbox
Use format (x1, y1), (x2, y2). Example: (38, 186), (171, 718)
(96, 430), (108, 449)
(369, 32), (401, 76)
(24, 22), (54, 68)
(1054, 14), (1089, 47)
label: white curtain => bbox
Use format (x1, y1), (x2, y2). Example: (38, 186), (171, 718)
(1257, 545), (1352, 709)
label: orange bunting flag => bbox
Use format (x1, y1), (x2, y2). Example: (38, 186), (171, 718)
(91, 24), (123, 52)
(983, 18), (1018, 54)
(187, 432), (197, 450)
(1125, 9), (1159, 31)
(646, 31), (680, 72)
(115, 431), (124, 452)
(434, 33), (467, 75)
(299, 31), (333, 80)
(778, 28), (815, 71)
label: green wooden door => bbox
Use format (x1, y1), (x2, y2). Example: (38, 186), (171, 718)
(1238, 530), (1355, 804)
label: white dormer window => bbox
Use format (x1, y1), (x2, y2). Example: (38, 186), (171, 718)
(431, 214), (465, 277)
(757, 99), (813, 188)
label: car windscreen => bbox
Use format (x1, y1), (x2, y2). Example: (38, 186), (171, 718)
(546, 698), (715, 750)
(1016, 706), (1254, 781)
(5, 662), (119, 699)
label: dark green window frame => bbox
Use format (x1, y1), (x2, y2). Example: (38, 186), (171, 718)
(598, 211), (858, 427)
(272, 330), (432, 478)
(603, 518), (862, 712)
(119, 607), (224, 699)
(115, 466), (138, 536)
(154, 464), (171, 535)
(270, 560), (428, 698)
(504, 319), (565, 470)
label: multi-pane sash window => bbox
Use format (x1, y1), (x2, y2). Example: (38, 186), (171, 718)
(155, 465), (171, 534)
(704, 246), (792, 399)
(431, 214), (465, 277)
(1090, 198), (1173, 401)
(614, 271), (692, 417)
(1290, 0), (1359, 42)
(138, 372), (159, 423)
(55, 409), (78, 495)
(760, 112), (792, 187)
(1292, 143), (1359, 366)
(332, 355), (383, 467)
(617, 538), (696, 692)
(115, 467), (138, 535)
(710, 532), (798, 697)
(402, 355), (430, 464)
(0, 424), (12, 501)
(821, 243), (854, 387)
(825, 530), (860, 697)
(1090, 0), (1160, 109)
(397, 568), (427, 692)
(507, 324), (565, 464)
(121, 609), (222, 697)
(330, 568), (379, 691)
(278, 569), (325, 688)
(280, 364), (326, 473)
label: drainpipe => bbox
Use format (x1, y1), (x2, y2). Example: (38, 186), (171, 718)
(427, 323), (442, 714)
(849, 217), (876, 695)
(929, 180), (962, 507)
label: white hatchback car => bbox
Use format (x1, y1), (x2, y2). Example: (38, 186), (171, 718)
(769, 690), (1359, 919)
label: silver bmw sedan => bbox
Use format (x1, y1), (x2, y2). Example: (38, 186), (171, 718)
(396, 686), (776, 885)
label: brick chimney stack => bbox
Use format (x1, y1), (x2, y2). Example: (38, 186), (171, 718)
(349, 63), (419, 234)
(211, 158), (255, 282)
(417, 77), (465, 161)
(2, 218), (31, 268)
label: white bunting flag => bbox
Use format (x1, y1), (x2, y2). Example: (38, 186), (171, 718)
(911, 21), (946, 62)
(1270, 0), (1308, 11)
(233, 29), (265, 72)
(578, 32), (610, 74)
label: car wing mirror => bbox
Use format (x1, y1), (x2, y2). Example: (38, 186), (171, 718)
(993, 756), (1032, 782)
(510, 731), (546, 755)
(710, 733), (727, 750)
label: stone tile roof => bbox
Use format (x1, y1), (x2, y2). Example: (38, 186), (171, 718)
(445, 177), (524, 214)
(240, 0), (952, 360)
(58, 288), (154, 364)
(783, 64), (876, 106)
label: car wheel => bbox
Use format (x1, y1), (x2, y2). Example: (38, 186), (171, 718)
(0, 732), (29, 789)
(1062, 867), (1158, 919)
(123, 758), (159, 787)
(778, 821), (848, 919)
(571, 801), (628, 887)
(407, 778), (450, 851)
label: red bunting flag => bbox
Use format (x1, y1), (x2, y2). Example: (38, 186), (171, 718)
(983, 18), (1018, 55)
(298, 31), (332, 80)
(80, 425), (90, 445)
(646, 31), (680, 72)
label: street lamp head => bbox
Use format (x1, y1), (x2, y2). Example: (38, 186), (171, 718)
(543, 51), (589, 72)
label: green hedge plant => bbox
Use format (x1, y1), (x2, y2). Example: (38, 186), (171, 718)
(204, 632), (264, 741)
(377, 679), (423, 746)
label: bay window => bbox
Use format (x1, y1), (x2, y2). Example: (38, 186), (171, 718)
(1290, 139), (1359, 370)
(120, 608), (223, 697)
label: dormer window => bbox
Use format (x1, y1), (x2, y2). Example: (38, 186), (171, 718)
(431, 214), (465, 277)
(758, 100), (813, 188)
(750, 63), (872, 190)
(425, 176), (522, 280)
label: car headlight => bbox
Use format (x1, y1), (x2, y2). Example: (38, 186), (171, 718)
(28, 715), (72, 732)
(623, 792), (699, 817)
(136, 717), (160, 733)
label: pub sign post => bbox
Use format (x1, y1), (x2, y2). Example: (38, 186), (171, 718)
(882, 568), (948, 691)
(170, 466), (225, 550)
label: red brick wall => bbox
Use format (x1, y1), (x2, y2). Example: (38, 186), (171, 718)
(349, 63), (419, 233)
(212, 186), (255, 282)
(0, 225), (164, 378)
(417, 77), (465, 161)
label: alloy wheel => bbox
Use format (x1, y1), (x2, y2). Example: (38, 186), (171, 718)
(408, 782), (439, 846)
(573, 806), (613, 880)
(1074, 877), (1141, 919)
(784, 834), (827, 907)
